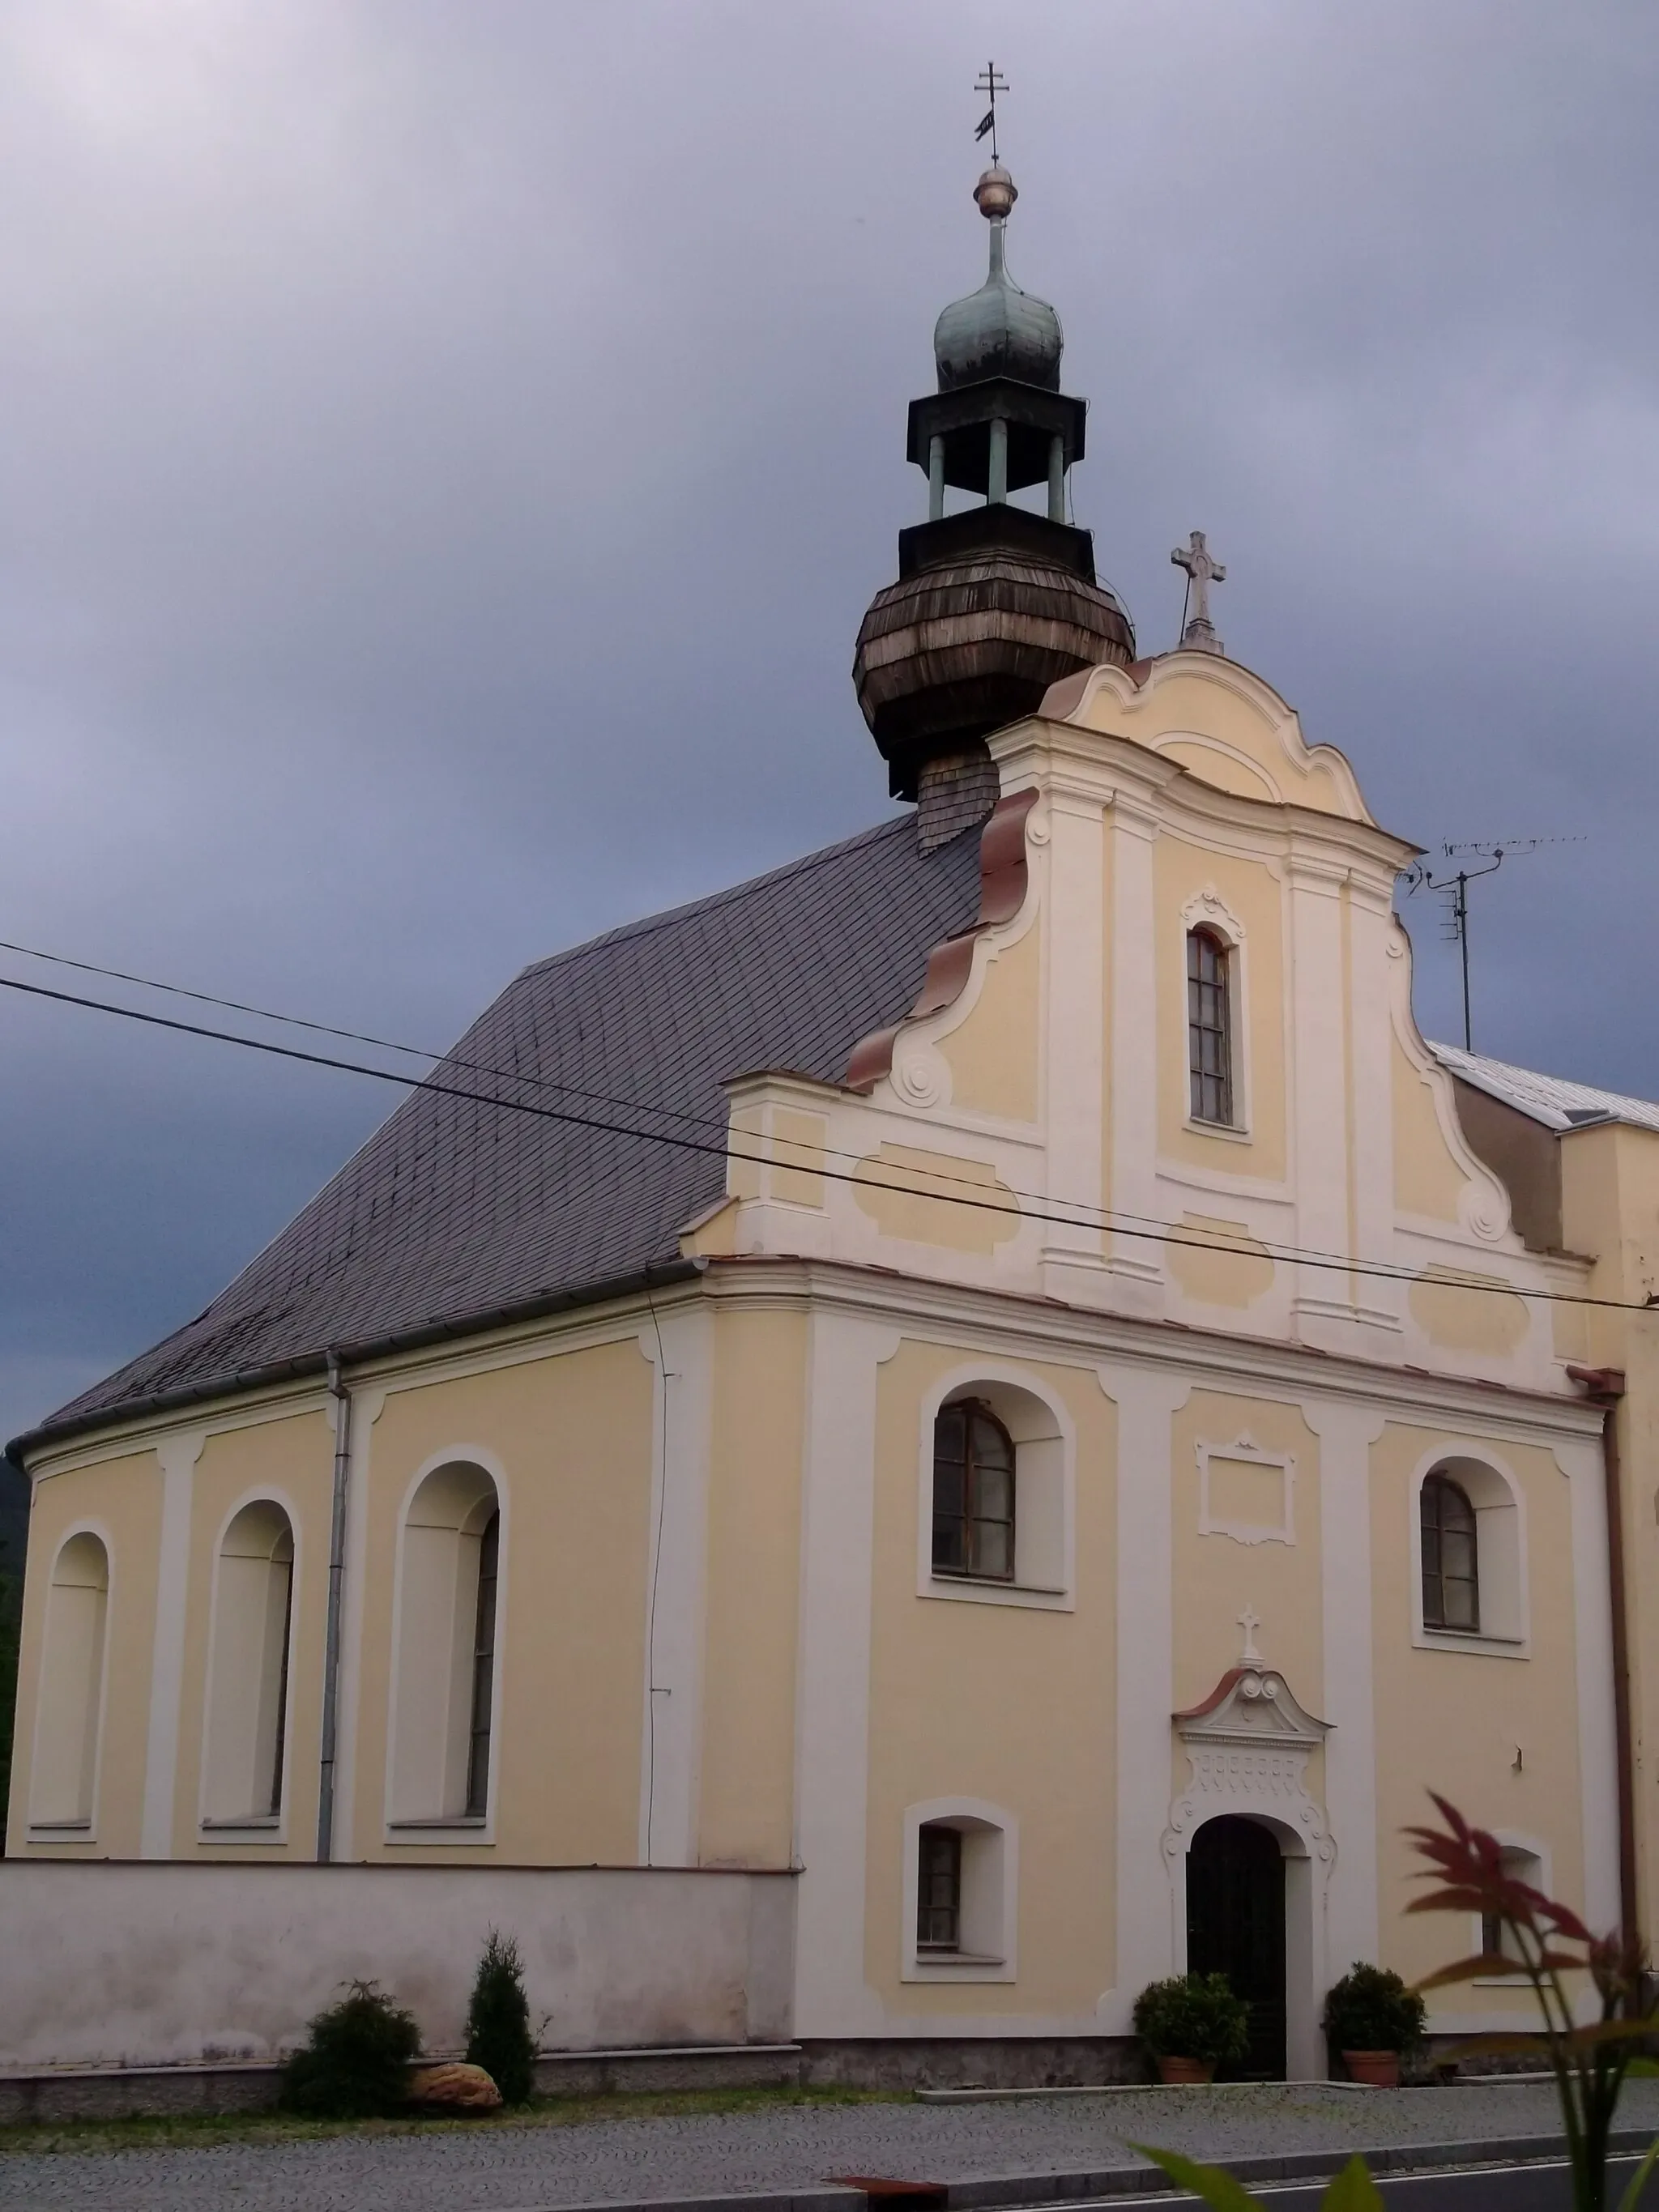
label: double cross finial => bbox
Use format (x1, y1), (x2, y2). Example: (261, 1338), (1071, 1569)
(1172, 530), (1226, 654)
(974, 62), (1009, 165)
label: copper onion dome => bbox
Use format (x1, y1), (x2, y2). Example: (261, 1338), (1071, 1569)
(853, 166), (1133, 818)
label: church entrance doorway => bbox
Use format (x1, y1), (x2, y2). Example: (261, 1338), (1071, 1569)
(1185, 1815), (1286, 2080)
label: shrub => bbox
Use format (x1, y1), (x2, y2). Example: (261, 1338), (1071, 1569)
(1323, 1962), (1427, 2055)
(465, 1929), (536, 2105)
(1132, 1972), (1251, 2068)
(280, 1980), (421, 2117)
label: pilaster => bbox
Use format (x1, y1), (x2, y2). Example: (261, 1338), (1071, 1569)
(1304, 1398), (1385, 1979)
(791, 1311), (898, 2037)
(140, 1430), (205, 1859)
(637, 1306), (714, 1866)
(1098, 1362), (1190, 2027)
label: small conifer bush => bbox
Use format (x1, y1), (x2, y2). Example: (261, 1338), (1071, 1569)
(464, 1929), (536, 2105)
(280, 1980), (421, 2117)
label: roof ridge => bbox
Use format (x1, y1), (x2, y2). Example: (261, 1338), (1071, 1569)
(520, 814), (915, 975)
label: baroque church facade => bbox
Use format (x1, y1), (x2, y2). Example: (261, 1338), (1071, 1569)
(6, 160), (1657, 2087)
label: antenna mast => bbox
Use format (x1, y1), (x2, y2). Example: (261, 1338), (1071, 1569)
(1405, 837), (1584, 1053)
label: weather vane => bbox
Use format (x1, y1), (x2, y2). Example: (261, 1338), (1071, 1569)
(975, 62), (1009, 164)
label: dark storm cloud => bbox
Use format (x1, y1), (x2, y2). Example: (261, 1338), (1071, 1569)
(2, 0), (1657, 1446)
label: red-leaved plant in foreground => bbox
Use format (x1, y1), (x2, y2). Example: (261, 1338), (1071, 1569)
(1131, 1793), (1659, 2212)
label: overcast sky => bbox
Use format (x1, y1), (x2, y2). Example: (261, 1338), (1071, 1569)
(2, 0), (1657, 1455)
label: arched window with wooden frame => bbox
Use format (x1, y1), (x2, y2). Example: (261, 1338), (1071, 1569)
(1187, 926), (1235, 1126)
(1421, 1471), (1479, 1633)
(932, 1399), (1015, 1582)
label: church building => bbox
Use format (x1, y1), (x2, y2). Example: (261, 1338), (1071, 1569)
(6, 153), (1657, 2095)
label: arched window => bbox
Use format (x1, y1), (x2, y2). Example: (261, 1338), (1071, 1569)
(1421, 1472), (1479, 1632)
(932, 1400), (1015, 1581)
(31, 1532), (109, 1828)
(202, 1502), (294, 1825)
(390, 1462), (502, 1825)
(1187, 927), (1234, 1126)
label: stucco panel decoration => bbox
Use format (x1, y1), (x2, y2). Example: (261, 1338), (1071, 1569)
(1197, 1435), (1295, 1545)
(1162, 1666), (1334, 1880)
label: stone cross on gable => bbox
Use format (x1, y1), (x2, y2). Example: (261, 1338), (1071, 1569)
(1172, 530), (1226, 654)
(1236, 1605), (1263, 1664)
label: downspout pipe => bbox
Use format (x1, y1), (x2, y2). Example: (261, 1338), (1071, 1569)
(1568, 1363), (1635, 1944)
(317, 1353), (353, 1863)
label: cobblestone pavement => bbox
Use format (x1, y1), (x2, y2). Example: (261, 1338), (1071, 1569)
(3, 2080), (1658, 2212)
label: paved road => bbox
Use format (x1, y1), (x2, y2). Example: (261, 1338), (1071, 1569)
(1120, 2153), (1659, 2206)
(3, 2082), (1659, 2211)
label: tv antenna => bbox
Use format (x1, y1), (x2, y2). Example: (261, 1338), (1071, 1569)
(1404, 837), (1584, 1053)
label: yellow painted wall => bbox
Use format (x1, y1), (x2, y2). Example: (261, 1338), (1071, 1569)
(349, 1336), (653, 1865)
(699, 1308), (806, 1866)
(939, 921), (1041, 1123)
(1560, 1123), (1659, 1937)
(1154, 838), (1287, 1179)
(1171, 1395), (1321, 1718)
(1368, 1421), (1583, 2001)
(863, 1341), (1117, 2014)
(1166, 1215), (1276, 1310)
(172, 1412), (335, 1858)
(1392, 1040), (1469, 1225)
(9, 1450), (163, 1856)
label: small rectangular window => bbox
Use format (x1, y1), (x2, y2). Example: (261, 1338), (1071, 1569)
(916, 1823), (962, 1950)
(1188, 929), (1234, 1127)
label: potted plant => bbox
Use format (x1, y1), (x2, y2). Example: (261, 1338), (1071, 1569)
(1132, 1972), (1251, 2085)
(1322, 1961), (1427, 2087)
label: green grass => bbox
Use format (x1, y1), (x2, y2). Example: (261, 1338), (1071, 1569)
(0, 2079), (910, 2157)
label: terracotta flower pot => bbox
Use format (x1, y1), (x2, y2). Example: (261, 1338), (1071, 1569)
(1342, 2049), (1401, 2088)
(1156, 2055), (1217, 2086)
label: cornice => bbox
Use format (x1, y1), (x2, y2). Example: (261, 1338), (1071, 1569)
(697, 1256), (1606, 1442)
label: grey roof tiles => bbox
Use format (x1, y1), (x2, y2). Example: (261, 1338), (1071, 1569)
(31, 814), (983, 1447)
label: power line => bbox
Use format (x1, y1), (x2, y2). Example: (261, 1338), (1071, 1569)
(1, 964), (1651, 1317)
(0, 934), (1555, 1288)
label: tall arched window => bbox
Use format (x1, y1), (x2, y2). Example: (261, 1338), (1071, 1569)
(1187, 927), (1234, 1126)
(1421, 1472), (1479, 1632)
(390, 1463), (502, 1824)
(932, 1400), (1015, 1581)
(31, 1532), (109, 1828)
(202, 1502), (294, 1825)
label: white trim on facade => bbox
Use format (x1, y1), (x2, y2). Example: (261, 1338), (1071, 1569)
(636, 1306), (714, 1867)
(790, 1311), (898, 2039)
(914, 1360), (1077, 1610)
(140, 1430), (204, 1857)
(1407, 1442), (1531, 1658)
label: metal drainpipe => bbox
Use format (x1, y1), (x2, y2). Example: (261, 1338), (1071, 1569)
(1568, 1362), (1636, 1944)
(316, 1353), (353, 1863)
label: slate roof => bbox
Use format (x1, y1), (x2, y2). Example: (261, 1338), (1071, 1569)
(27, 814), (985, 1451)
(1431, 1042), (1659, 1135)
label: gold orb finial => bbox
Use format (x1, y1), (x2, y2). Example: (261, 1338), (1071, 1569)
(973, 164), (1017, 220)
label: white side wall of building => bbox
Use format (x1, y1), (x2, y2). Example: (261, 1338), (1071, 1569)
(0, 1863), (796, 2072)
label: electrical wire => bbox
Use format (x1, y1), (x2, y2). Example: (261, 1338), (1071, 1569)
(1, 964), (1653, 1316)
(0, 936), (1563, 1291)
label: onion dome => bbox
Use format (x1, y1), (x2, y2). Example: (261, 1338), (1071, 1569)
(932, 167), (1063, 394)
